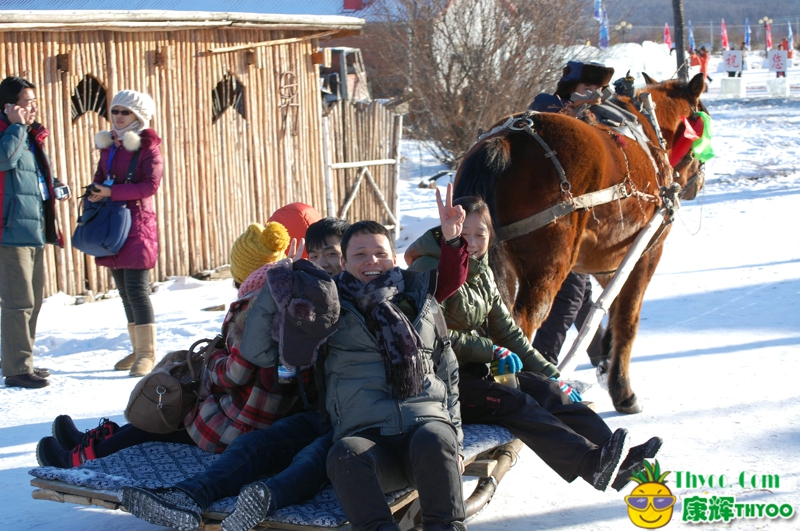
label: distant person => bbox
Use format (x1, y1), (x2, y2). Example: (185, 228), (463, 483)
(90, 90), (162, 377)
(777, 38), (789, 78)
(0, 76), (70, 389)
(696, 46), (711, 90)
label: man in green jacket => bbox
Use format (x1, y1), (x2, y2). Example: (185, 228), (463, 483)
(0, 76), (68, 389)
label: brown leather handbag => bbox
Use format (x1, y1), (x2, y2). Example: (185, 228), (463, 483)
(124, 336), (221, 434)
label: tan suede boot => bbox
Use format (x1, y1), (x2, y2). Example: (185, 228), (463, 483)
(130, 324), (157, 377)
(113, 323), (137, 371)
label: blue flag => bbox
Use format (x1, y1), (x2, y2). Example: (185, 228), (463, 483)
(593, 0), (603, 22)
(599, 8), (609, 49)
(688, 21), (696, 52)
(745, 18), (751, 51)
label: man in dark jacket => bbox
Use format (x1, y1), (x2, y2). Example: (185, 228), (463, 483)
(324, 185), (469, 531)
(0, 76), (68, 389)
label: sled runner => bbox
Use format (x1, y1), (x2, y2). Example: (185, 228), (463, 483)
(30, 424), (521, 530)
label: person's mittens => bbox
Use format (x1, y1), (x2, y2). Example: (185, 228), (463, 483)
(491, 346), (522, 375)
(550, 377), (583, 402)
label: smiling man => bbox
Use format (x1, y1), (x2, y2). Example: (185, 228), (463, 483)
(322, 184), (470, 531)
(305, 217), (349, 276)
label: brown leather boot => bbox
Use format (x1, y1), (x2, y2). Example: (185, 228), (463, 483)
(114, 323), (137, 371)
(130, 324), (157, 377)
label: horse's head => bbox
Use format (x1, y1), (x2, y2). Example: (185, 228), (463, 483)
(638, 73), (708, 200)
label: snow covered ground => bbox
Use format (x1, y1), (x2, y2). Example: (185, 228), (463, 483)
(2, 55), (800, 530)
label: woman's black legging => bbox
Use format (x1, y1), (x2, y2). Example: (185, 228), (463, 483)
(110, 268), (154, 325)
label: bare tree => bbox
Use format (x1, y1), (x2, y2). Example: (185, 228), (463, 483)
(366, 0), (594, 166)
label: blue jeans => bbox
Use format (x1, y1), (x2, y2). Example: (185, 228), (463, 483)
(177, 411), (332, 512)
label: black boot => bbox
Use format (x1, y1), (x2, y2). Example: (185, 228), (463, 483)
(581, 428), (629, 491)
(36, 436), (72, 468)
(4, 373), (49, 388)
(611, 436), (663, 491)
(222, 481), (272, 531)
(120, 486), (202, 531)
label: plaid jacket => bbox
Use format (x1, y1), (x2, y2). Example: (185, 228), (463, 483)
(186, 295), (309, 453)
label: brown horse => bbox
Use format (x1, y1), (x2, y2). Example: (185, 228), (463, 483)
(453, 73), (707, 414)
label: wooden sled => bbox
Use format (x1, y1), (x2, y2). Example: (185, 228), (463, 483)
(30, 425), (522, 531)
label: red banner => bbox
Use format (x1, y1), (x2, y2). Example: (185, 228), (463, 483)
(664, 23), (673, 48)
(766, 22), (773, 49)
(721, 19), (729, 50)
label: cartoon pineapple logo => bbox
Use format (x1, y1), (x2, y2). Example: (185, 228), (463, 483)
(625, 460), (676, 529)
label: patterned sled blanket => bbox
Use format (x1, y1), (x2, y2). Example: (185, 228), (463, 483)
(30, 424), (514, 528)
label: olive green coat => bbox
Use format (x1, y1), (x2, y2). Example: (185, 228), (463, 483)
(405, 228), (559, 378)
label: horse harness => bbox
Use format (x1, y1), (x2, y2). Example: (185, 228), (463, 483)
(491, 108), (680, 243)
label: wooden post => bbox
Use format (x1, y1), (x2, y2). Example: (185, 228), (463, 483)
(390, 113), (403, 241)
(322, 114), (336, 217)
(557, 208), (669, 377)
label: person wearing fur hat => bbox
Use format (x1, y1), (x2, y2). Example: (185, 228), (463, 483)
(527, 64), (612, 367)
(528, 60), (615, 113)
(36, 222), (312, 470)
(87, 90), (163, 376)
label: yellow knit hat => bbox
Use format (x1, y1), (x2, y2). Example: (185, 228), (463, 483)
(230, 222), (290, 285)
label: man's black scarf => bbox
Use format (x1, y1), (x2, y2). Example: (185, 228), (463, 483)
(338, 268), (425, 399)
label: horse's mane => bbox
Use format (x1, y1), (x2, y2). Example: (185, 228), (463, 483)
(454, 135), (512, 222)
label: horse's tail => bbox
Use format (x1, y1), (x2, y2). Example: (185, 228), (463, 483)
(453, 134), (517, 307)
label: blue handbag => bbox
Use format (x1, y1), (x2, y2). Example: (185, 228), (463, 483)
(71, 149), (139, 257)
(72, 197), (132, 257)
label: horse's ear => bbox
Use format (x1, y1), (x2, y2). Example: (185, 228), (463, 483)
(687, 73), (705, 100)
(642, 72), (658, 85)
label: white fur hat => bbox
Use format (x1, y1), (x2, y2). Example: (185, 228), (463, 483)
(110, 90), (156, 128)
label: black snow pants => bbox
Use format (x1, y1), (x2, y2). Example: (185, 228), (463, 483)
(459, 371), (612, 482)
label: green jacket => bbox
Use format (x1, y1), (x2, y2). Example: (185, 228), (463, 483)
(405, 227), (559, 378)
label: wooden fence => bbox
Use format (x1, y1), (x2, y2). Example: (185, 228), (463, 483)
(0, 24), (401, 297)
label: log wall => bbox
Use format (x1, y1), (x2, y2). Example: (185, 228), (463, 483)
(0, 27), (400, 297)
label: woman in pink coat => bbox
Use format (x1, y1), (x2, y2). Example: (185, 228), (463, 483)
(88, 90), (162, 377)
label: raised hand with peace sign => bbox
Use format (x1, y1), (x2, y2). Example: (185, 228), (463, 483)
(437, 182), (465, 243)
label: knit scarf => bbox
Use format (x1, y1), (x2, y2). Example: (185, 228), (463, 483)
(338, 268), (425, 399)
(112, 119), (143, 144)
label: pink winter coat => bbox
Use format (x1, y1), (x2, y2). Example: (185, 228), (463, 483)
(92, 129), (163, 270)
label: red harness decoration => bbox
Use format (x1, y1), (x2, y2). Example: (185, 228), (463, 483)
(669, 115), (704, 167)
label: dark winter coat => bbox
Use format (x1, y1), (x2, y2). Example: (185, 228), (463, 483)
(0, 116), (63, 247)
(92, 129), (162, 270)
(528, 93), (567, 113)
(325, 268), (463, 451)
(405, 227), (560, 379)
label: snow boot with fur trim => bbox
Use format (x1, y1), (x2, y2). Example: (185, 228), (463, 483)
(130, 324), (157, 377)
(114, 323), (137, 371)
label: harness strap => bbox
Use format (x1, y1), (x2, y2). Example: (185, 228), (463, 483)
(496, 183), (629, 242)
